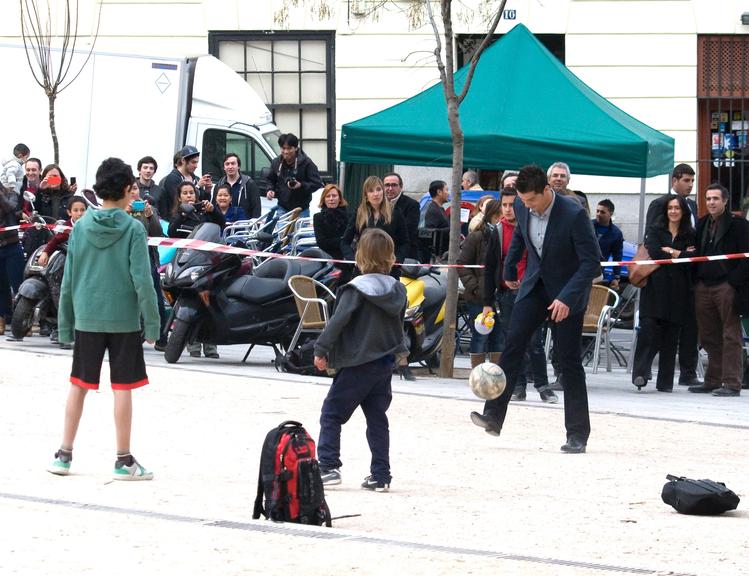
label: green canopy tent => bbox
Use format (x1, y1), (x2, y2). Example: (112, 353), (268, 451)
(341, 23), (674, 185)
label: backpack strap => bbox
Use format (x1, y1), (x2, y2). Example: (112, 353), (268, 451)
(252, 456), (266, 519)
(322, 499), (332, 528)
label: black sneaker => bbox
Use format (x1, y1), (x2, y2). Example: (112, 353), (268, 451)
(537, 385), (558, 404)
(361, 475), (389, 492)
(511, 386), (526, 401)
(320, 468), (341, 486)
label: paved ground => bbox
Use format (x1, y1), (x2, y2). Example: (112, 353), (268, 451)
(0, 335), (747, 576)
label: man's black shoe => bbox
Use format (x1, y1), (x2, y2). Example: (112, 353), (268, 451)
(511, 386), (526, 401)
(549, 375), (564, 392)
(678, 377), (702, 387)
(712, 387), (740, 397)
(560, 438), (586, 453)
(470, 411), (501, 436)
(688, 383), (718, 393)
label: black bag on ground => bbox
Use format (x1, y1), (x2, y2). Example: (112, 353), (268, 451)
(661, 474), (740, 515)
(252, 420), (332, 527)
(278, 339), (330, 377)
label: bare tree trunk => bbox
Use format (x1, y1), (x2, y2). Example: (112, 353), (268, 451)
(437, 0), (461, 378)
(439, 99), (464, 378)
(48, 92), (59, 164)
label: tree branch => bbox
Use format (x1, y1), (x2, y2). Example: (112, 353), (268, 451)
(457, 0), (507, 105)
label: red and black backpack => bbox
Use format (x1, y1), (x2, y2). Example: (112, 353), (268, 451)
(252, 420), (332, 527)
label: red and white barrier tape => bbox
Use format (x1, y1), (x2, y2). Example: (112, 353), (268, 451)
(3, 222), (747, 269)
(607, 253), (749, 267)
(145, 237), (483, 268)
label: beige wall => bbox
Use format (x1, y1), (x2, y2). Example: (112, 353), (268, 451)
(3, 0), (749, 226)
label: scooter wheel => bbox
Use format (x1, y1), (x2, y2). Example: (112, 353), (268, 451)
(11, 296), (36, 339)
(164, 318), (190, 364)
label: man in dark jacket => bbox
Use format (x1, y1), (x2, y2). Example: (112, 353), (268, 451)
(384, 172), (420, 260)
(136, 156), (166, 214)
(471, 165), (601, 453)
(689, 183), (749, 397)
(265, 133), (323, 217)
(214, 153), (261, 219)
(423, 180), (450, 257)
(593, 199), (624, 289)
(0, 183), (25, 334)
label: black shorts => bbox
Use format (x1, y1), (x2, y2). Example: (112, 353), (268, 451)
(70, 331), (148, 391)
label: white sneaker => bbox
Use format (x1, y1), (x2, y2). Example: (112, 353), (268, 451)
(113, 458), (154, 481)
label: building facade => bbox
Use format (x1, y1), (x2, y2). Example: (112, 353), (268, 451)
(3, 0), (748, 238)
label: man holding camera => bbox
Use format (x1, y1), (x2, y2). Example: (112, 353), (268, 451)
(265, 133), (323, 217)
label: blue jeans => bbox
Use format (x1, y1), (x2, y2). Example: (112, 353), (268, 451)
(318, 357), (393, 483)
(466, 302), (501, 353)
(0, 242), (25, 319)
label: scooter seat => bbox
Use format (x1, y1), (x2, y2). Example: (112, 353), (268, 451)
(225, 275), (289, 304)
(225, 258), (302, 304)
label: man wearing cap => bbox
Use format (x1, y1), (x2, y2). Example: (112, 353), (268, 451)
(266, 133), (323, 217)
(159, 145), (213, 218)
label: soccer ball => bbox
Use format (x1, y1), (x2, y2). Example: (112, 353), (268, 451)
(469, 362), (506, 400)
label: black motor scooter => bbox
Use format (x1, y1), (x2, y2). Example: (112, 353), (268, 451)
(11, 235), (66, 340)
(162, 222), (339, 363)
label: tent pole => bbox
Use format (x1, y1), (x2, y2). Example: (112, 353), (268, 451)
(637, 177), (646, 242)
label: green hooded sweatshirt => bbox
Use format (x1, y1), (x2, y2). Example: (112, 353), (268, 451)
(58, 208), (159, 343)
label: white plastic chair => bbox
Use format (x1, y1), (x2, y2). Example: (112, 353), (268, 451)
(287, 275), (336, 352)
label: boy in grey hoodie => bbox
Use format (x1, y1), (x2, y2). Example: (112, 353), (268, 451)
(314, 229), (407, 492)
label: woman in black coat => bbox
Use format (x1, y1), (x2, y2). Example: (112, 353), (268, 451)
(632, 195), (695, 392)
(313, 183), (349, 261)
(341, 175), (409, 278)
(167, 181), (226, 238)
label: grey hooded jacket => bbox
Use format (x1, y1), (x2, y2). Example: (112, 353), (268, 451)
(314, 273), (407, 369)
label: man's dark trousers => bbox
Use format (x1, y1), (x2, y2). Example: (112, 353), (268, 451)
(483, 282), (590, 443)
(318, 358), (393, 482)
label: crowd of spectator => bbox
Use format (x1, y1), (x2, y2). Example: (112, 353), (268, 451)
(2, 132), (748, 397)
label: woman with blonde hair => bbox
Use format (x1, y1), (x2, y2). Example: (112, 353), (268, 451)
(468, 194), (497, 233)
(342, 175), (408, 277)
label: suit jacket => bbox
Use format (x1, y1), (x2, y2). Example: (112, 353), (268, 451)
(504, 194), (602, 316)
(392, 193), (420, 260)
(645, 192), (698, 238)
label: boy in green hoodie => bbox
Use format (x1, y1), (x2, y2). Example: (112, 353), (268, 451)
(48, 157), (160, 480)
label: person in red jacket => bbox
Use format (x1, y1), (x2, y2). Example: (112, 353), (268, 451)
(37, 197), (87, 267)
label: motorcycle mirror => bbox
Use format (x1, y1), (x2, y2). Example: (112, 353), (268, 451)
(23, 190), (36, 204)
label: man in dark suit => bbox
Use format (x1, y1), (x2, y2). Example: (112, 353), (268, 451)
(384, 172), (420, 260)
(471, 165), (602, 453)
(384, 171), (421, 381)
(644, 163), (700, 386)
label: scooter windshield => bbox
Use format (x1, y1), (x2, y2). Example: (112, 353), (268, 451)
(175, 222), (222, 266)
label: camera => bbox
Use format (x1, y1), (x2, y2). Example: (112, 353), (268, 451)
(192, 201), (205, 214)
(131, 200), (146, 212)
(286, 177), (298, 188)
